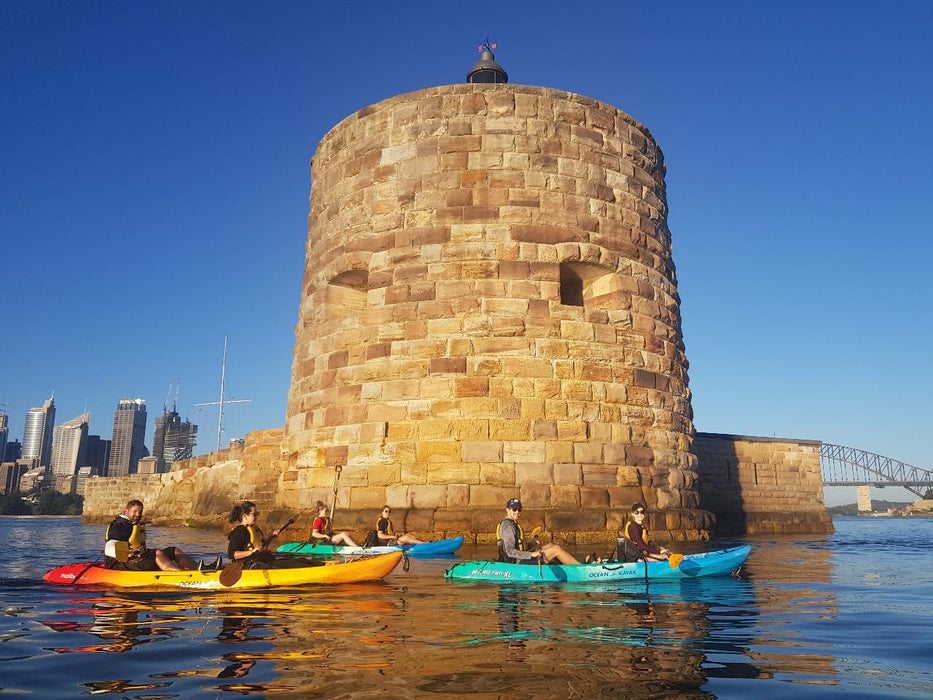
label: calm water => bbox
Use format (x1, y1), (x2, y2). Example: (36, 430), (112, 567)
(0, 516), (930, 698)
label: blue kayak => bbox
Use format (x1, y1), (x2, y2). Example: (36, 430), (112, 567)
(277, 535), (464, 558)
(444, 545), (751, 584)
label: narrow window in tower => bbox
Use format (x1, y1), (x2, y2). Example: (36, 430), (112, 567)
(325, 270), (368, 320)
(559, 265), (584, 306)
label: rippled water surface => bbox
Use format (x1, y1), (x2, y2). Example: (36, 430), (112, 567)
(0, 516), (930, 698)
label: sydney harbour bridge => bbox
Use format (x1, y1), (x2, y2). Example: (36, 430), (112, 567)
(820, 444), (933, 498)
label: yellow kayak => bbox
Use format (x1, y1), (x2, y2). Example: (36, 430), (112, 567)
(44, 551), (403, 589)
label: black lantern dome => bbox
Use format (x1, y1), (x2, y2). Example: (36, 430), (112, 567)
(467, 41), (508, 83)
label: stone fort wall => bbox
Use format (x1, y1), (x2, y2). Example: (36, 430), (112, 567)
(694, 432), (833, 535)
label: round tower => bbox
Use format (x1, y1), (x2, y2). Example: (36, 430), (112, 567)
(286, 64), (708, 538)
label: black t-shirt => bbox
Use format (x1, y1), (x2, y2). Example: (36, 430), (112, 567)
(227, 524), (261, 559)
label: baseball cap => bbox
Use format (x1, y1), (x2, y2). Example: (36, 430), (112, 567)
(506, 498), (522, 511)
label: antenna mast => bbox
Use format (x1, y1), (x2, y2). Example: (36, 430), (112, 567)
(194, 336), (252, 451)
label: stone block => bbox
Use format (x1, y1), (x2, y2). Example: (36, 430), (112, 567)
(582, 464), (616, 486)
(446, 484), (471, 507)
(462, 441), (503, 462)
(546, 441), (574, 463)
(407, 485), (447, 509)
(551, 485), (581, 508)
(469, 485), (516, 507)
(368, 463), (402, 486)
(416, 441), (462, 463)
(574, 442), (604, 463)
(428, 463), (479, 484)
(503, 441), (546, 463)
(349, 487), (390, 509)
(489, 419), (532, 440)
(516, 462), (553, 485)
(480, 462), (516, 485)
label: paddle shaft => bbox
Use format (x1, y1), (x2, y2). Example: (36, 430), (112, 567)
(328, 465), (342, 523)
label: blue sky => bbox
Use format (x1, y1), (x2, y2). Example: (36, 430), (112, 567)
(2, 1), (930, 506)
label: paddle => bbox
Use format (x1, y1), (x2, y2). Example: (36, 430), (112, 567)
(530, 526), (543, 579)
(219, 518), (296, 587)
(70, 540), (131, 585)
(668, 552), (684, 569)
(328, 465), (342, 523)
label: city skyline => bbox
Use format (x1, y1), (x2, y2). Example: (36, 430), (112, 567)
(2, 2), (931, 507)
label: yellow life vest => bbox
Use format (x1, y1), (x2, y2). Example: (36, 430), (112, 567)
(106, 521), (146, 550)
(376, 517), (394, 536)
(246, 524), (263, 551)
(622, 521), (649, 542)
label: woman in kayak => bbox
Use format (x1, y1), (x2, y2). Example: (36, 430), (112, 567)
(374, 505), (425, 546)
(618, 503), (672, 562)
(227, 501), (282, 567)
(497, 498), (580, 565)
(311, 501), (358, 547)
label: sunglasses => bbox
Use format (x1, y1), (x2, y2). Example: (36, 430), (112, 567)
(633, 510), (645, 515)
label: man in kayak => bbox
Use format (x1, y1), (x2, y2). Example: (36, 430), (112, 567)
(618, 502), (672, 562)
(497, 498), (581, 565)
(104, 499), (198, 571)
(374, 505), (425, 546)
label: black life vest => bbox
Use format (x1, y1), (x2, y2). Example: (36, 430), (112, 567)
(496, 519), (525, 563)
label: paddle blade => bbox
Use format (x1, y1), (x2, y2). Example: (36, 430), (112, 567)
(668, 553), (684, 569)
(219, 562), (244, 587)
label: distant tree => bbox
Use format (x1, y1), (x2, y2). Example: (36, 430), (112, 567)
(0, 493), (33, 515)
(33, 490), (83, 515)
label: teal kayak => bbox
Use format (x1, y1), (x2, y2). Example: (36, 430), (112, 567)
(277, 535), (464, 558)
(444, 545), (751, 584)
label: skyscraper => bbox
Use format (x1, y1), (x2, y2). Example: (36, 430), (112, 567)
(84, 435), (111, 475)
(22, 396), (55, 469)
(0, 411), (8, 464)
(50, 412), (90, 477)
(108, 399), (147, 477)
(152, 409), (197, 472)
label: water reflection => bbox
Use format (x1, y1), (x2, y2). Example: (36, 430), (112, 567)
(14, 518), (920, 697)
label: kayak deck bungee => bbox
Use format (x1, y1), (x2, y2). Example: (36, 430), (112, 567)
(43, 551), (403, 589)
(277, 535), (464, 557)
(444, 545), (751, 584)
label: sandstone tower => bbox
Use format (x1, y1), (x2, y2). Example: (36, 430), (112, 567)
(285, 51), (709, 538)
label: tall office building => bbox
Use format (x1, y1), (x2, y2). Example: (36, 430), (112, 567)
(22, 396), (55, 469)
(49, 412), (90, 477)
(108, 399), (147, 477)
(85, 435), (111, 475)
(0, 412), (8, 464)
(152, 409), (198, 472)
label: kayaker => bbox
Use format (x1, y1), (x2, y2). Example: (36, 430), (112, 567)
(104, 499), (198, 571)
(227, 501), (282, 567)
(618, 503), (672, 562)
(374, 505), (425, 546)
(311, 501), (358, 546)
(497, 498), (581, 565)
